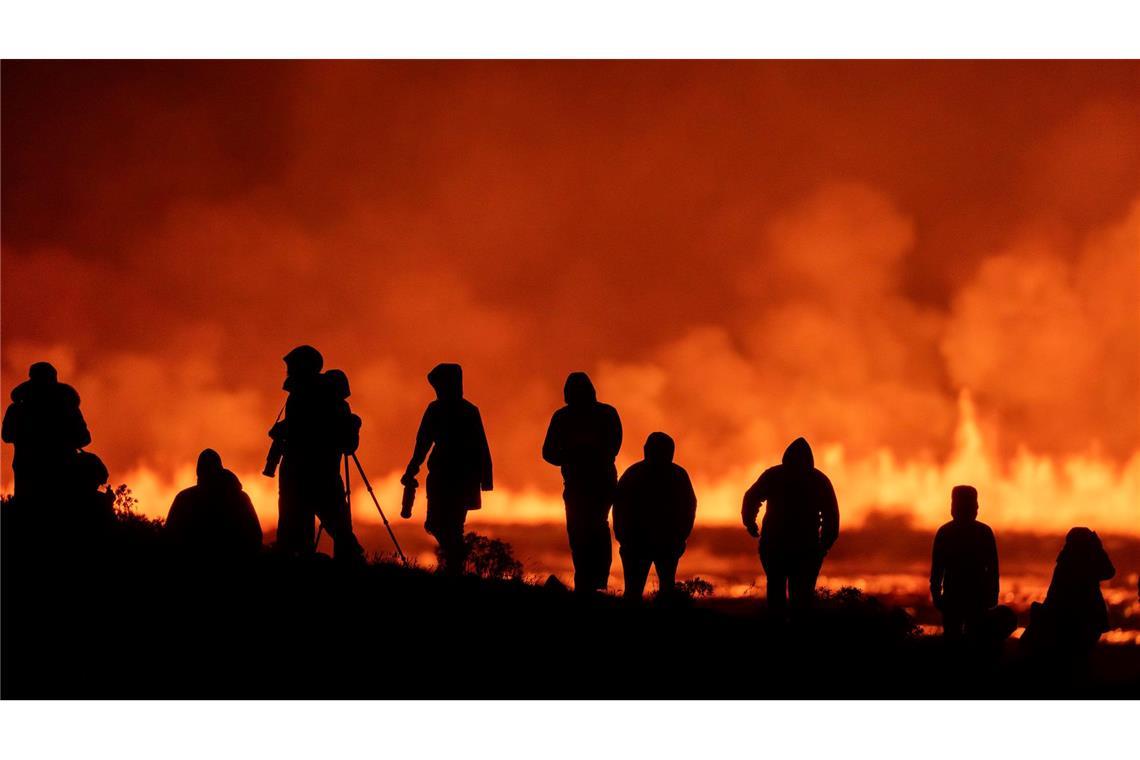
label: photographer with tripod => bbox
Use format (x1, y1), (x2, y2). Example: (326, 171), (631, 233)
(264, 345), (364, 562)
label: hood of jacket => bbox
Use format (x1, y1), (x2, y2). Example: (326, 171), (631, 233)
(782, 437), (814, 471)
(643, 432), (675, 464)
(563, 372), (597, 406)
(428, 363), (463, 401)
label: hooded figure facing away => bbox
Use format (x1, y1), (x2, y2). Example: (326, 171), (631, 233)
(1022, 527), (1116, 663)
(930, 486), (1012, 651)
(741, 437), (839, 615)
(2, 362), (92, 507)
(613, 432), (697, 600)
(542, 372), (623, 592)
(401, 364), (493, 574)
(167, 449), (263, 562)
(268, 346), (364, 560)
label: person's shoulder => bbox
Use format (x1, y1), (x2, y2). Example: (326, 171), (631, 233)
(934, 520), (954, 537)
(57, 383), (81, 404)
(976, 521), (995, 537)
(622, 461), (647, 477)
(811, 468), (834, 486)
(169, 486), (198, 512)
(599, 402), (619, 417)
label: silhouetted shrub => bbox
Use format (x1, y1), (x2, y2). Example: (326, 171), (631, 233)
(676, 577), (715, 599)
(458, 532), (524, 581)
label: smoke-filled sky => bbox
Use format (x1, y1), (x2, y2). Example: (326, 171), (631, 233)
(2, 61), (1138, 533)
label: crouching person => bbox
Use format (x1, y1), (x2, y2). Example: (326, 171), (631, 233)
(166, 449), (263, 563)
(613, 432), (697, 601)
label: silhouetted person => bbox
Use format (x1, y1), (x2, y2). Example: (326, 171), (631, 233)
(542, 372), (622, 592)
(267, 346), (363, 560)
(613, 432), (697, 600)
(64, 449), (116, 538)
(2, 362), (91, 507)
(1022, 527), (1116, 663)
(930, 485), (1000, 644)
(166, 449), (262, 562)
(742, 437), (839, 616)
(401, 363), (493, 574)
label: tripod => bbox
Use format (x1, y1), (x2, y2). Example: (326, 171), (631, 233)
(316, 452), (409, 565)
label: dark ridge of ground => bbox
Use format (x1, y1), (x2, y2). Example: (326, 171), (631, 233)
(3, 508), (1138, 699)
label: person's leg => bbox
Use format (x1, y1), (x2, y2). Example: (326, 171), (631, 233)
(426, 501), (466, 575)
(564, 494), (590, 591)
(620, 547), (651, 600)
(277, 469), (315, 555)
(654, 553), (679, 596)
(942, 610), (965, 643)
(587, 505), (613, 591)
(316, 473), (363, 561)
(766, 568), (789, 616)
(788, 553), (820, 614)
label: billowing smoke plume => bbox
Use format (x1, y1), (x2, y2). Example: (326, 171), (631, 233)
(3, 62), (1138, 532)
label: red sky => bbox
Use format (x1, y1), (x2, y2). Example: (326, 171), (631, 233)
(2, 61), (1138, 534)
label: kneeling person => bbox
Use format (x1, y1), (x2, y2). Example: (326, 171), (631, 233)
(613, 432), (697, 600)
(167, 449), (263, 562)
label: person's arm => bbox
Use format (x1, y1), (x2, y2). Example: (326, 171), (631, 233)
(819, 474), (839, 551)
(71, 407), (92, 449)
(741, 471), (768, 538)
(541, 412), (563, 466)
(929, 530), (945, 610)
(612, 471), (630, 545)
(1, 404), (17, 444)
(986, 527), (1000, 608)
(476, 408), (493, 491)
(240, 493), (263, 549)
(607, 406), (623, 461)
(402, 406), (435, 485)
(678, 467), (697, 541)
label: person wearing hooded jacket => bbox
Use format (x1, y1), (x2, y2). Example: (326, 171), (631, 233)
(929, 485), (1001, 644)
(268, 346), (364, 560)
(613, 432), (697, 600)
(167, 449), (263, 562)
(1021, 527), (1116, 663)
(401, 363), (493, 574)
(542, 372), (622, 592)
(2, 362), (92, 507)
(741, 437), (839, 615)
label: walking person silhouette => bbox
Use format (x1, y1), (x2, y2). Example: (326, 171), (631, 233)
(400, 363), (493, 575)
(742, 437), (839, 617)
(542, 372), (622, 593)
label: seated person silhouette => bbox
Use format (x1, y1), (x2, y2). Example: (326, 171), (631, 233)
(613, 432), (697, 601)
(401, 364), (493, 575)
(1021, 527), (1115, 662)
(166, 449), (263, 562)
(930, 485), (1013, 650)
(741, 437), (839, 616)
(2, 362), (92, 508)
(63, 449), (116, 538)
